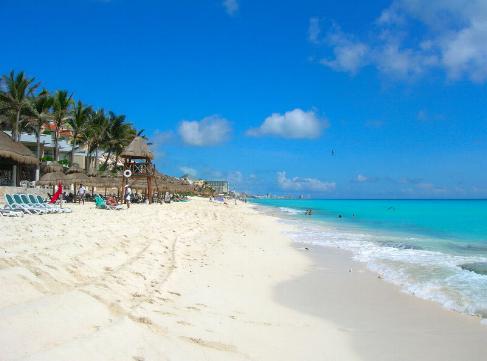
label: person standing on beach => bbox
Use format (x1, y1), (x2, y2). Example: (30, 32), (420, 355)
(78, 184), (86, 205)
(125, 185), (132, 208)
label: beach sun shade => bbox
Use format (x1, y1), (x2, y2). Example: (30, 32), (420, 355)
(120, 137), (153, 160)
(37, 171), (66, 186)
(0, 131), (38, 165)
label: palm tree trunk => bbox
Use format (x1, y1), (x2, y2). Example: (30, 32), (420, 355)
(85, 154), (90, 173)
(35, 128), (41, 181)
(13, 109), (20, 142)
(94, 148), (99, 172)
(102, 149), (112, 169)
(11, 109), (21, 186)
(54, 130), (59, 161)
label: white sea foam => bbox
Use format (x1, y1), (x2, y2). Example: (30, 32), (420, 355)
(278, 207), (305, 215)
(278, 216), (487, 320)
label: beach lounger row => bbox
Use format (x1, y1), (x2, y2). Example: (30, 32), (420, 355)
(3, 194), (72, 215)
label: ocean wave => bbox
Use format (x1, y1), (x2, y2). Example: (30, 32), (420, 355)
(283, 219), (487, 320)
(278, 207), (305, 215)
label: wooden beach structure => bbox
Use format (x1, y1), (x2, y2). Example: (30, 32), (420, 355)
(120, 137), (155, 203)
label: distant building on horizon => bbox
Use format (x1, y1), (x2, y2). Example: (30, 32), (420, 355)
(206, 180), (229, 194)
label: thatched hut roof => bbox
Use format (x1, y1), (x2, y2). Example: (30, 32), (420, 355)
(37, 172), (66, 186)
(128, 176), (195, 193)
(65, 172), (92, 185)
(87, 170), (121, 188)
(41, 162), (64, 173)
(66, 163), (83, 174)
(120, 137), (153, 160)
(0, 131), (38, 165)
(94, 174), (121, 188)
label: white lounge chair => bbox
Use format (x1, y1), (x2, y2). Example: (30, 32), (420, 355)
(4, 194), (42, 215)
(34, 195), (72, 213)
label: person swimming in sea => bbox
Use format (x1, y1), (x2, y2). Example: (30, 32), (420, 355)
(305, 209), (313, 216)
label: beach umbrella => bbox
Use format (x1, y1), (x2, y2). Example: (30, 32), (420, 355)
(87, 171), (122, 195)
(65, 172), (92, 186)
(66, 163), (83, 174)
(38, 171), (67, 195)
(40, 162), (64, 174)
(0, 131), (38, 165)
(37, 171), (66, 186)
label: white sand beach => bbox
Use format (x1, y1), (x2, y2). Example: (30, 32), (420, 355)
(1, 197), (487, 361)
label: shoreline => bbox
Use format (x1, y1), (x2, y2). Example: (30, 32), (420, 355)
(251, 201), (487, 321)
(276, 243), (487, 360)
(1, 198), (487, 360)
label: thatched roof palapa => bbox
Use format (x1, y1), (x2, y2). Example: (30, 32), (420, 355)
(37, 172), (66, 186)
(0, 131), (38, 165)
(65, 172), (92, 185)
(41, 162), (64, 173)
(86, 170), (119, 187)
(66, 163), (83, 174)
(120, 137), (153, 160)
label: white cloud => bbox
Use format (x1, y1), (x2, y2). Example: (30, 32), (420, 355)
(320, 30), (369, 74)
(357, 174), (368, 182)
(178, 115), (231, 146)
(308, 17), (322, 44)
(277, 171), (336, 192)
(312, 0), (487, 82)
(179, 166), (198, 177)
(223, 0), (239, 16)
(247, 108), (326, 139)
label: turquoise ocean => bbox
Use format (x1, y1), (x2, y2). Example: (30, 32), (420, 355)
(251, 199), (487, 320)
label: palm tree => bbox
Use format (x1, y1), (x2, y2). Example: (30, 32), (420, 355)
(82, 109), (108, 173)
(0, 71), (39, 185)
(114, 123), (137, 171)
(68, 101), (92, 165)
(51, 90), (73, 161)
(0, 70), (39, 141)
(136, 128), (148, 139)
(101, 112), (136, 170)
(26, 89), (53, 180)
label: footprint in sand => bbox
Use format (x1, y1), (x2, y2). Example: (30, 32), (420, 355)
(181, 336), (238, 353)
(136, 317), (152, 325)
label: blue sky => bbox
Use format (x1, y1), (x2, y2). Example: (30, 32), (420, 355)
(2, 0), (487, 198)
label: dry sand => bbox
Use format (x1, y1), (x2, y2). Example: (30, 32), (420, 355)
(0, 197), (486, 361)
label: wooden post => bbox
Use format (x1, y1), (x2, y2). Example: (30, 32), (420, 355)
(147, 174), (153, 204)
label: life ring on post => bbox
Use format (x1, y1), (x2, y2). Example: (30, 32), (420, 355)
(123, 169), (132, 178)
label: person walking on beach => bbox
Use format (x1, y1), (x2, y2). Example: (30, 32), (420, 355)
(78, 184), (86, 205)
(125, 185), (132, 208)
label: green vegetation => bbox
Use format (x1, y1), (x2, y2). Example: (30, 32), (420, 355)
(0, 70), (140, 174)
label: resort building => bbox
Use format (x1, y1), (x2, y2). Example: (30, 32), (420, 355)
(4, 131), (106, 172)
(6, 131), (80, 163)
(205, 180), (229, 194)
